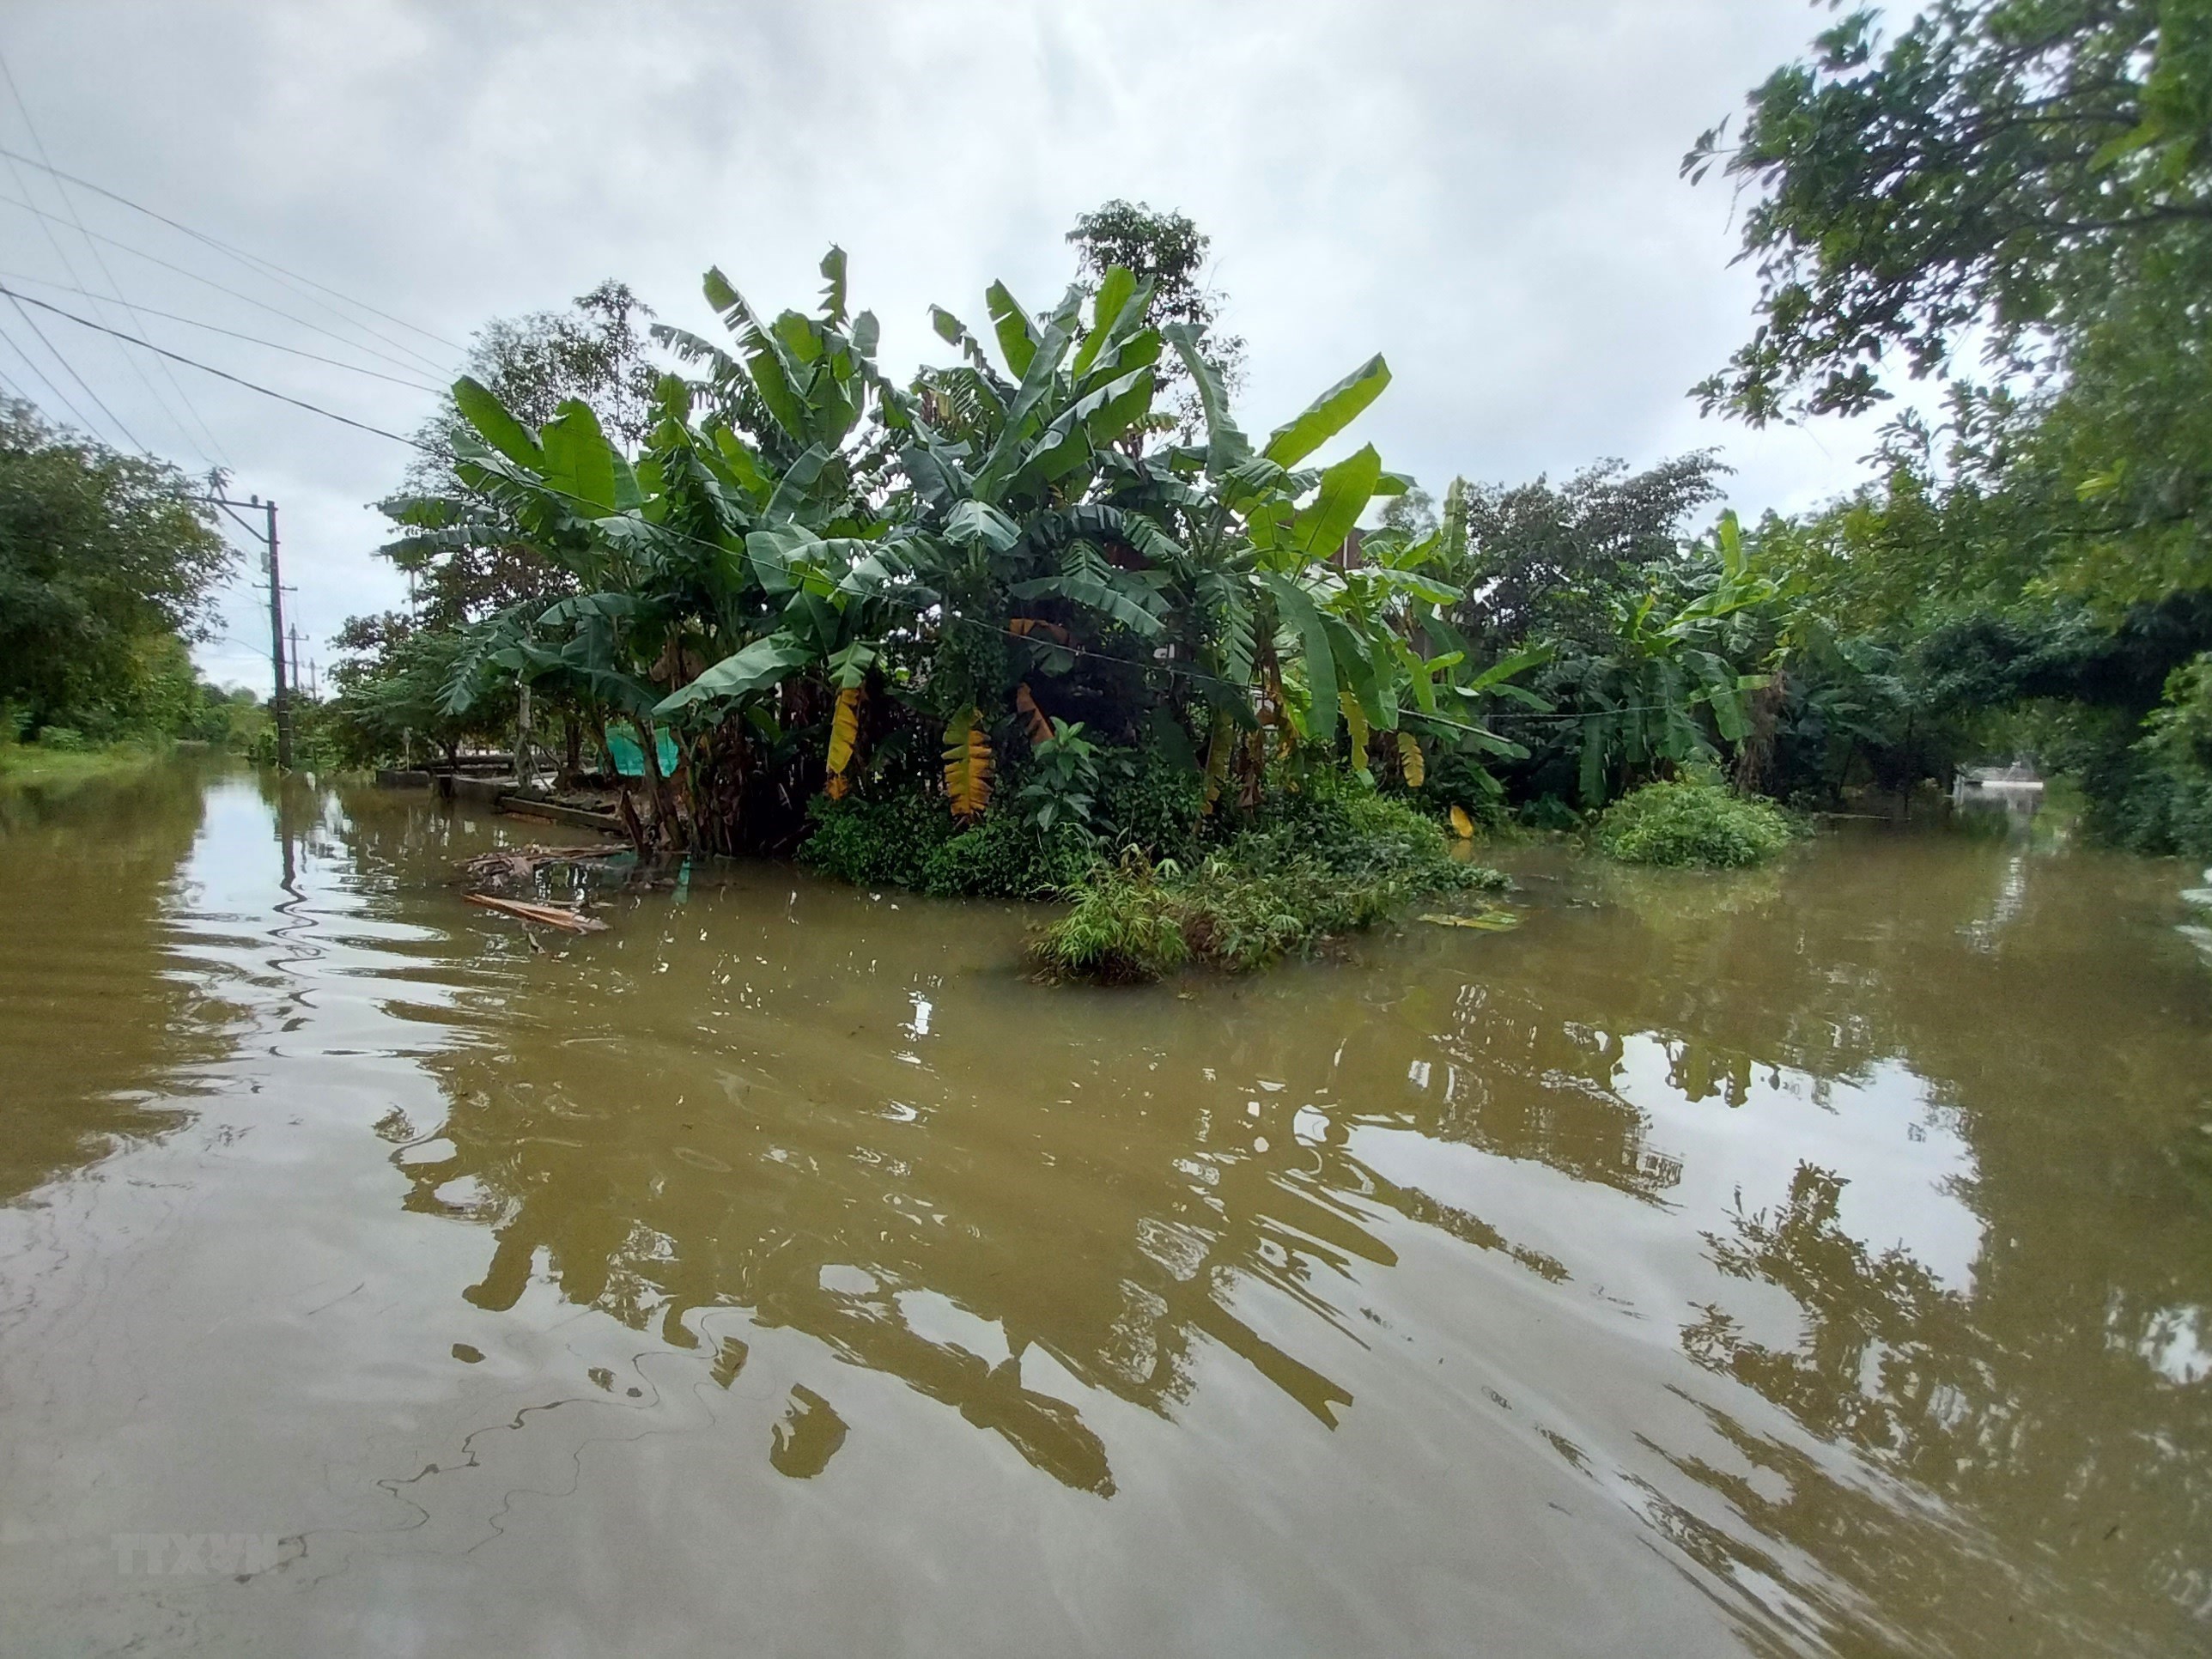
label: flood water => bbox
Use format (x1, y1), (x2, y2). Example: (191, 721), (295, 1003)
(2, 759), (2208, 1656)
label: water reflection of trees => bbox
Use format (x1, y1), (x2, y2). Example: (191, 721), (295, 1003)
(357, 860), (1589, 1496)
(393, 1039), (1414, 1496)
(339, 802), (2211, 1641)
(0, 762), (234, 1200)
(1455, 839), (2212, 1650)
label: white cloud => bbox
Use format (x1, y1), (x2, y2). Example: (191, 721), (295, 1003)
(3, 0), (1893, 692)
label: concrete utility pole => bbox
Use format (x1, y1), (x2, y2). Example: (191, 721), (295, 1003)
(266, 499), (291, 769)
(195, 490), (294, 769)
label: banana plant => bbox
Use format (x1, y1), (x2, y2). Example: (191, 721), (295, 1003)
(878, 267), (1179, 667)
(399, 252), (904, 849)
(396, 246), (1545, 850)
(1134, 325), (1545, 793)
(1558, 512), (1778, 803)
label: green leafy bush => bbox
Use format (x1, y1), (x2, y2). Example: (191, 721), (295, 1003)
(2084, 653), (2212, 860)
(1092, 741), (1206, 862)
(800, 793), (1091, 899)
(798, 794), (951, 890)
(1594, 779), (1797, 867)
(1030, 852), (1194, 984)
(1035, 790), (1507, 983)
(921, 815), (1093, 899)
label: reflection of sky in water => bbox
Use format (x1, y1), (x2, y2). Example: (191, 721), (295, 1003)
(1610, 1036), (1984, 1292)
(1353, 1030), (1986, 1352)
(2129, 1304), (2211, 1388)
(1958, 851), (2031, 952)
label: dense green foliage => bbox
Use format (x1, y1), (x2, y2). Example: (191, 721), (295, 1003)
(1594, 779), (1799, 869)
(395, 283), (659, 629)
(315, 3), (2212, 974)
(1678, 0), (2212, 857)
(322, 611), (517, 771)
(0, 402), (248, 755)
(354, 208), (1540, 974)
(1686, 0), (2210, 425)
(800, 793), (1094, 900)
(1033, 791), (1505, 982)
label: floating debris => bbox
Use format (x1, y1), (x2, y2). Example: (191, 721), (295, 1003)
(1419, 908), (1520, 932)
(463, 893), (609, 934)
(455, 842), (626, 890)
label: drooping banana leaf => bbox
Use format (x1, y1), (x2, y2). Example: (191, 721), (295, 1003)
(1261, 355), (1390, 468)
(452, 376), (542, 469)
(656, 632), (816, 715)
(1260, 572), (1337, 744)
(1163, 322), (1251, 477)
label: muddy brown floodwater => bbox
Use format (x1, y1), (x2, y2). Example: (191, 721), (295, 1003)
(1, 759), (2209, 1656)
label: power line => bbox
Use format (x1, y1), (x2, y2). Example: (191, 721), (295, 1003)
(0, 52), (229, 467)
(0, 139), (199, 459)
(0, 143), (461, 367)
(0, 271), (443, 392)
(1, 284), (419, 446)
(0, 283), (143, 450)
(0, 191), (455, 381)
(0, 313), (103, 434)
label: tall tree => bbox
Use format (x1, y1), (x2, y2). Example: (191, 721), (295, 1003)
(1066, 200), (1247, 433)
(1449, 453), (1729, 652)
(0, 401), (231, 736)
(391, 281), (662, 626)
(1686, 0), (2212, 425)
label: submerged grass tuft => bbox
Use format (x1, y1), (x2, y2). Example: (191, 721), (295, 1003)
(1034, 793), (1506, 983)
(1594, 779), (1798, 868)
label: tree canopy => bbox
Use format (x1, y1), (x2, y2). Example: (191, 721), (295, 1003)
(0, 401), (233, 739)
(1688, 0), (2212, 423)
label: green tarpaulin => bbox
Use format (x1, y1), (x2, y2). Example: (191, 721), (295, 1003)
(605, 727), (679, 778)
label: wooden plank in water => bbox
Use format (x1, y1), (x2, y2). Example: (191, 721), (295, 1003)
(463, 893), (608, 933)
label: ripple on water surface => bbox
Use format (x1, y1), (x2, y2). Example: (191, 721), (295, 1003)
(1, 761), (2208, 1656)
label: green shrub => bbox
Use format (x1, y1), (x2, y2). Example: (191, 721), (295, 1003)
(36, 726), (88, 752)
(921, 814), (1092, 898)
(1092, 741), (1206, 862)
(807, 769), (1510, 979)
(1035, 787), (1508, 983)
(1595, 779), (1797, 867)
(2081, 653), (2212, 860)
(800, 793), (1093, 899)
(798, 793), (951, 890)
(1030, 853), (1194, 984)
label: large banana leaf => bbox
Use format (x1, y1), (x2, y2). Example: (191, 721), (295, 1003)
(1259, 572), (1337, 744)
(453, 376), (542, 468)
(656, 632), (815, 715)
(1261, 356), (1390, 467)
(1163, 323), (1251, 477)
(1285, 444), (1382, 563)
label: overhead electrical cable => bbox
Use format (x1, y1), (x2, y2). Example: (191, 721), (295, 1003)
(0, 272), (443, 392)
(0, 315), (103, 434)
(0, 143), (461, 369)
(0, 137), (202, 460)
(0, 52), (230, 465)
(0, 283), (143, 450)
(1, 285), (419, 445)
(0, 191), (455, 382)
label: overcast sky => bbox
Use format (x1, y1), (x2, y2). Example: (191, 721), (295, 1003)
(3, 1), (1887, 694)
